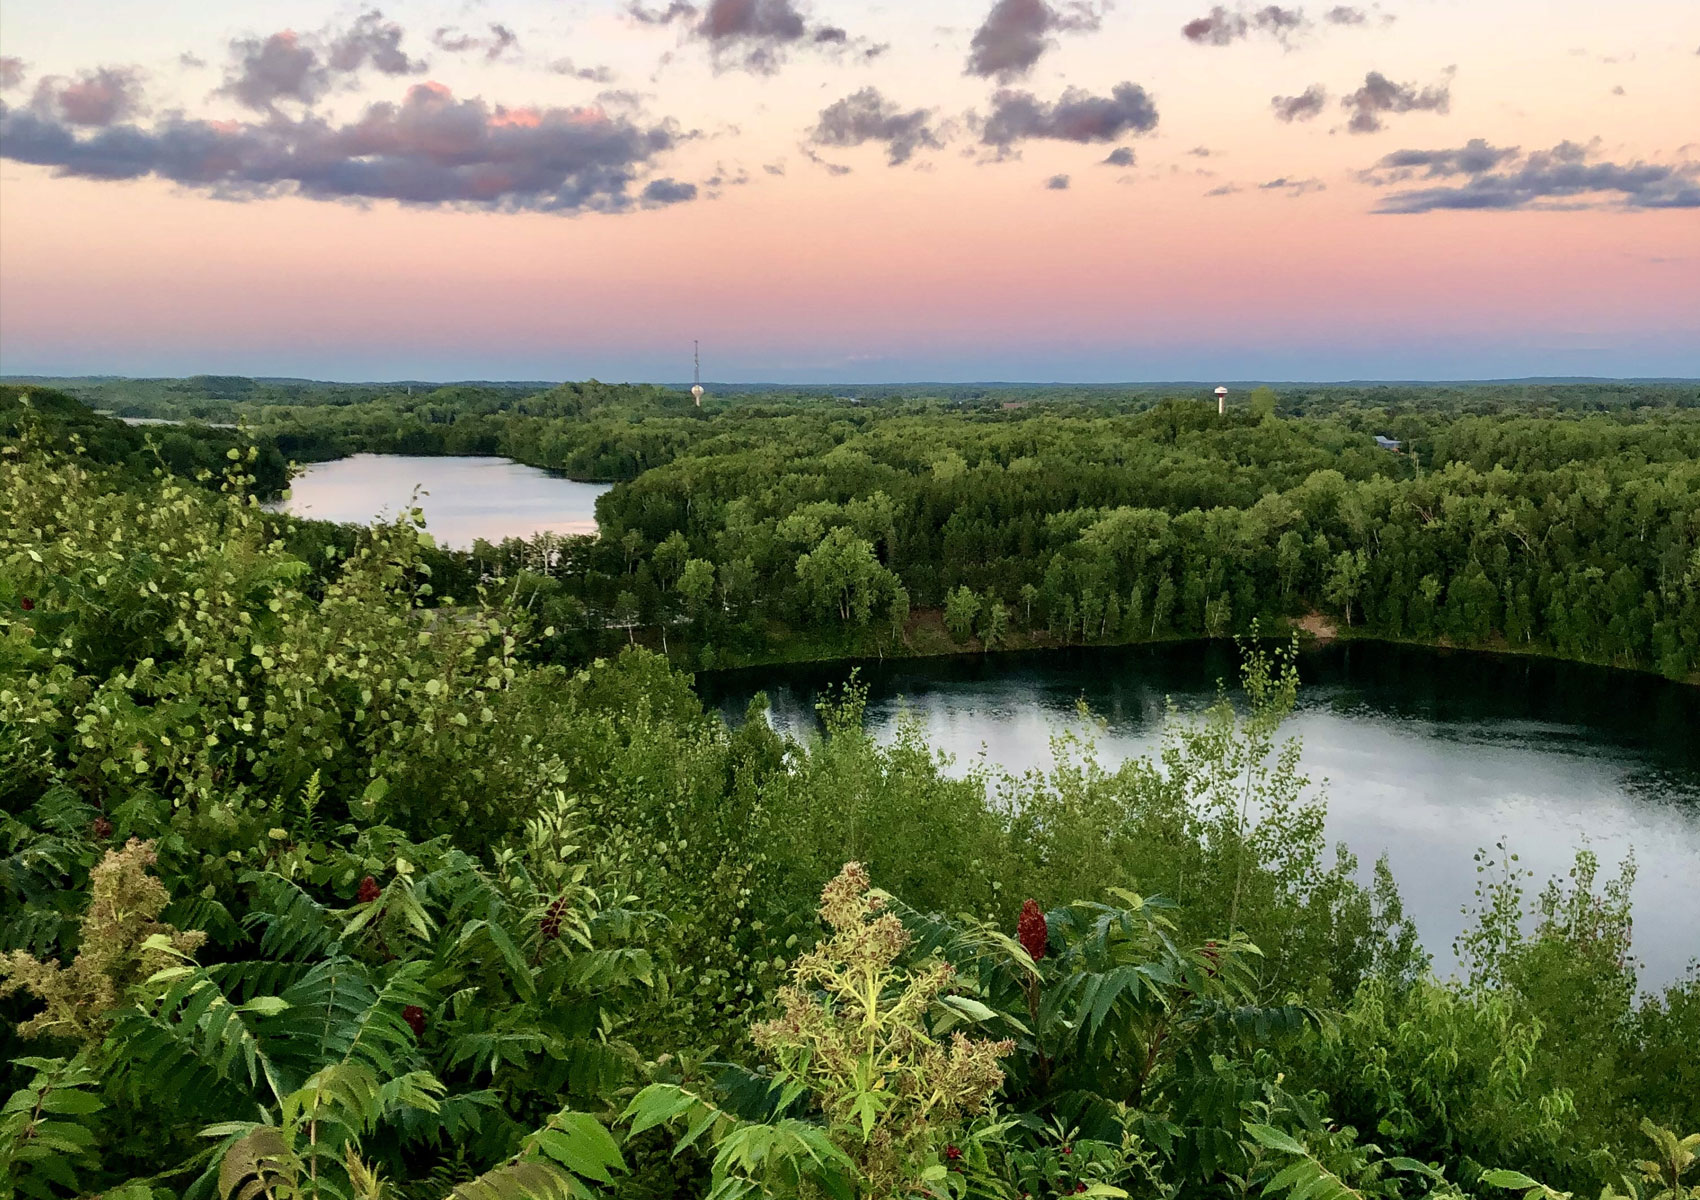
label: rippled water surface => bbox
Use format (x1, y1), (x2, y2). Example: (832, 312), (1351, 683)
(700, 641), (1700, 985)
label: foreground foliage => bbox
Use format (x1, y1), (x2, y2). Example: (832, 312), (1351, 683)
(1, 438), (1696, 1199)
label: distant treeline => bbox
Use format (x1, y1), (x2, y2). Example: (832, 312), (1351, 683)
(12, 376), (1700, 680)
(37, 373), (1700, 482)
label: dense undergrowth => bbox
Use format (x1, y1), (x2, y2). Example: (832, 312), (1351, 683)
(1, 434), (1697, 1200)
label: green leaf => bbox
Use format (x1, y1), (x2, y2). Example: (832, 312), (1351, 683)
(360, 777), (390, 813)
(1265, 1159), (1316, 1195)
(622, 1083), (699, 1137)
(38, 1090), (104, 1115)
(1483, 1170), (1543, 1191)
(1385, 1158), (1447, 1181)
(1246, 1123), (1308, 1157)
(535, 1112), (626, 1185)
(938, 994), (996, 1022)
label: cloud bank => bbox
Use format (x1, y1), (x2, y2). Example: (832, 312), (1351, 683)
(1365, 139), (1700, 211)
(0, 81), (691, 215)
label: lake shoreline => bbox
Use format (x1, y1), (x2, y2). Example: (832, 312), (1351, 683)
(271, 453), (612, 551)
(257, 453), (1696, 689)
(695, 637), (1700, 988)
(276, 447), (621, 487)
(682, 617), (1700, 690)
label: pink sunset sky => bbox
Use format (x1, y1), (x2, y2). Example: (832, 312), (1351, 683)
(1, 0), (1696, 382)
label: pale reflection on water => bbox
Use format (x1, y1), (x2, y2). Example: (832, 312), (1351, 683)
(702, 642), (1700, 987)
(273, 454), (611, 549)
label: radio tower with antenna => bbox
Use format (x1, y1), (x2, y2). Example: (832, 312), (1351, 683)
(691, 341), (704, 407)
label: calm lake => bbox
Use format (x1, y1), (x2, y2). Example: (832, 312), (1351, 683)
(275, 454), (610, 549)
(699, 641), (1700, 986)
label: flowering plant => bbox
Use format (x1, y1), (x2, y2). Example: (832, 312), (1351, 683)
(750, 861), (1016, 1197)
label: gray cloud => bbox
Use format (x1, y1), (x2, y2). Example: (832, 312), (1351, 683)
(699, 0), (804, 42)
(1182, 7), (1247, 44)
(1365, 139), (1700, 212)
(432, 23), (522, 62)
(981, 83), (1158, 152)
(1342, 70), (1451, 133)
(641, 176), (698, 205)
(701, 161), (750, 190)
(433, 28), (480, 52)
(1272, 84), (1327, 122)
(1374, 139), (1518, 176)
(626, 1), (698, 23)
(1183, 5), (1303, 45)
(549, 59), (617, 83)
(1255, 6), (1305, 39)
(1182, 3), (1385, 44)
(628, 0), (862, 74)
(220, 11), (424, 111)
(799, 143), (852, 175)
(1, 58), (28, 91)
(696, 0), (806, 72)
(1206, 182), (1242, 195)
(1045, 172), (1070, 188)
(811, 88), (942, 165)
(220, 31), (328, 109)
(32, 67), (146, 127)
(485, 23), (522, 61)
(965, 0), (1106, 82)
(1102, 146), (1135, 165)
(328, 10), (424, 74)
(1260, 175), (1325, 194)
(0, 81), (689, 214)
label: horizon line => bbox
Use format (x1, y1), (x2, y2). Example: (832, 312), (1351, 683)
(6, 374), (1698, 390)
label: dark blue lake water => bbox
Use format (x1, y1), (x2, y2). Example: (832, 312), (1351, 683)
(700, 640), (1700, 987)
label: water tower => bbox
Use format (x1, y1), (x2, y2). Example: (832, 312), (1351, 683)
(691, 341), (704, 407)
(1215, 385), (1228, 416)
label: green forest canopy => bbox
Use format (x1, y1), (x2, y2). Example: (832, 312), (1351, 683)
(45, 374), (1693, 680)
